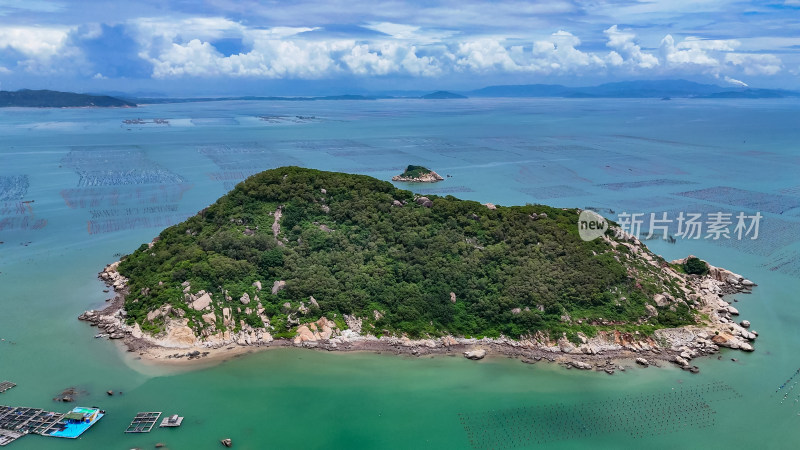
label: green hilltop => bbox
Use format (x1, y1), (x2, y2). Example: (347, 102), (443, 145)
(118, 167), (694, 341)
(399, 165), (434, 178)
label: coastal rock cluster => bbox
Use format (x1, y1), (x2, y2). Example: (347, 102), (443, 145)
(81, 261), (276, 352)
(80, 250), (759, 373)
(391, 170), (444, 183)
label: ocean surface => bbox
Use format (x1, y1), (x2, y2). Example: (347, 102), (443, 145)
(0, 98), (799, 449)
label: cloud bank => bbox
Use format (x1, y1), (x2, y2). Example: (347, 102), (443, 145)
(0, 0), (797, 91)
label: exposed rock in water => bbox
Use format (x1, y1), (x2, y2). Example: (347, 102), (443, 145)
(53, 387), (84, 403)
(464, 349), (486, 360)
(635, 357), (650, 366)
(567, 360), (593, 370)
(221, 438), (233, 447)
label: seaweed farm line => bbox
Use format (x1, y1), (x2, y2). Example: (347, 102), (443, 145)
(459, 382), (742, 449)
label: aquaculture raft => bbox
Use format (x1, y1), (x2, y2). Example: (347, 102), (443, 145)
(125, 412), (161, 433)
(47, 407), (104, 439)
(0, 429), (25, 447)
(0, 383), (15, 394)
(159, 414), (184, 428)
(0, 405), (103, 446)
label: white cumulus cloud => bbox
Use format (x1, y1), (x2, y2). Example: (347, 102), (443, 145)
(604, 25), (659, 69)
(660, 34), (719, 68)
(456, 39), (519, 72)
(529, 30), (605, 73)
(724, 53), (782, 75)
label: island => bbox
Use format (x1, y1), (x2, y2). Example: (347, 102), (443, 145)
(0, 89), (136, 108)
(80, 167), (758, 373)
(391, 165), (444, 183)
(420, 91), (467, 99)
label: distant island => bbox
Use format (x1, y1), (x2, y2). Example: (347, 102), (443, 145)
(126, 79), (799, 104)
(80, 167), (758, 373)
(391, 165), (444, 182)
(0, 89), (136, 108)
(421, 91), (467, 99)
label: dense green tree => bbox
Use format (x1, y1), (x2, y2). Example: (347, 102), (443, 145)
(118, 167), (694, 338)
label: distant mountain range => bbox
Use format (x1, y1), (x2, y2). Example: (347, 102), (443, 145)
(0, 89), (136, 107)
(2, 80), (798, 108)
(131, 91), (468, 103)
(131, 80), (799, 102)
(465, 80), (800, 99)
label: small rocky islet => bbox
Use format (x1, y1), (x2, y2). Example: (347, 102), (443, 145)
(79, 167), (760, 374)
(391, 165), (444, 183)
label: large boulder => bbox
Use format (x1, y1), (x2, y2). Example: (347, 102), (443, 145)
(293, 325), (316, 344)
(162, 319), (198, 348)
(739, 342), (754, 352)
(674, 356), (690, 367)
(240, 292), (251, 305)
(568, 361), (592, 370)
(653, 293), (672, 307)
(464, 349), (487, 360)
(202, 312), (216, 325)
(272, 280), (286, 295)
(191, 293), (212, 311)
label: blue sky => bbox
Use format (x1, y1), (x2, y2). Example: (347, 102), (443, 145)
(0, 0), (798, 95)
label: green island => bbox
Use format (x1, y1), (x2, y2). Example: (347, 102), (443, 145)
(117, 166), (696, 343)
(0, 89), (136, 108)
(391, 165), (444, 182)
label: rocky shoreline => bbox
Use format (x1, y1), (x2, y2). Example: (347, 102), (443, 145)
(391, 170), (444, 183)
(79, 254), (759, 375)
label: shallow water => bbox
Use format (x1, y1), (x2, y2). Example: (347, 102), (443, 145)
(1, 98), (799, 449)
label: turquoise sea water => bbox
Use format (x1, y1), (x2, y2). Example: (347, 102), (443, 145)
(1, 98), (799, 449)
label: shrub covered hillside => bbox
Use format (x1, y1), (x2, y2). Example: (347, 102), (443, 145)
(118, 166), (695, 341)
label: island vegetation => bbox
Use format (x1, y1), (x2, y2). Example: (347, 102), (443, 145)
(0, 89), (136, 108)
(117, 167), (696, 344)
